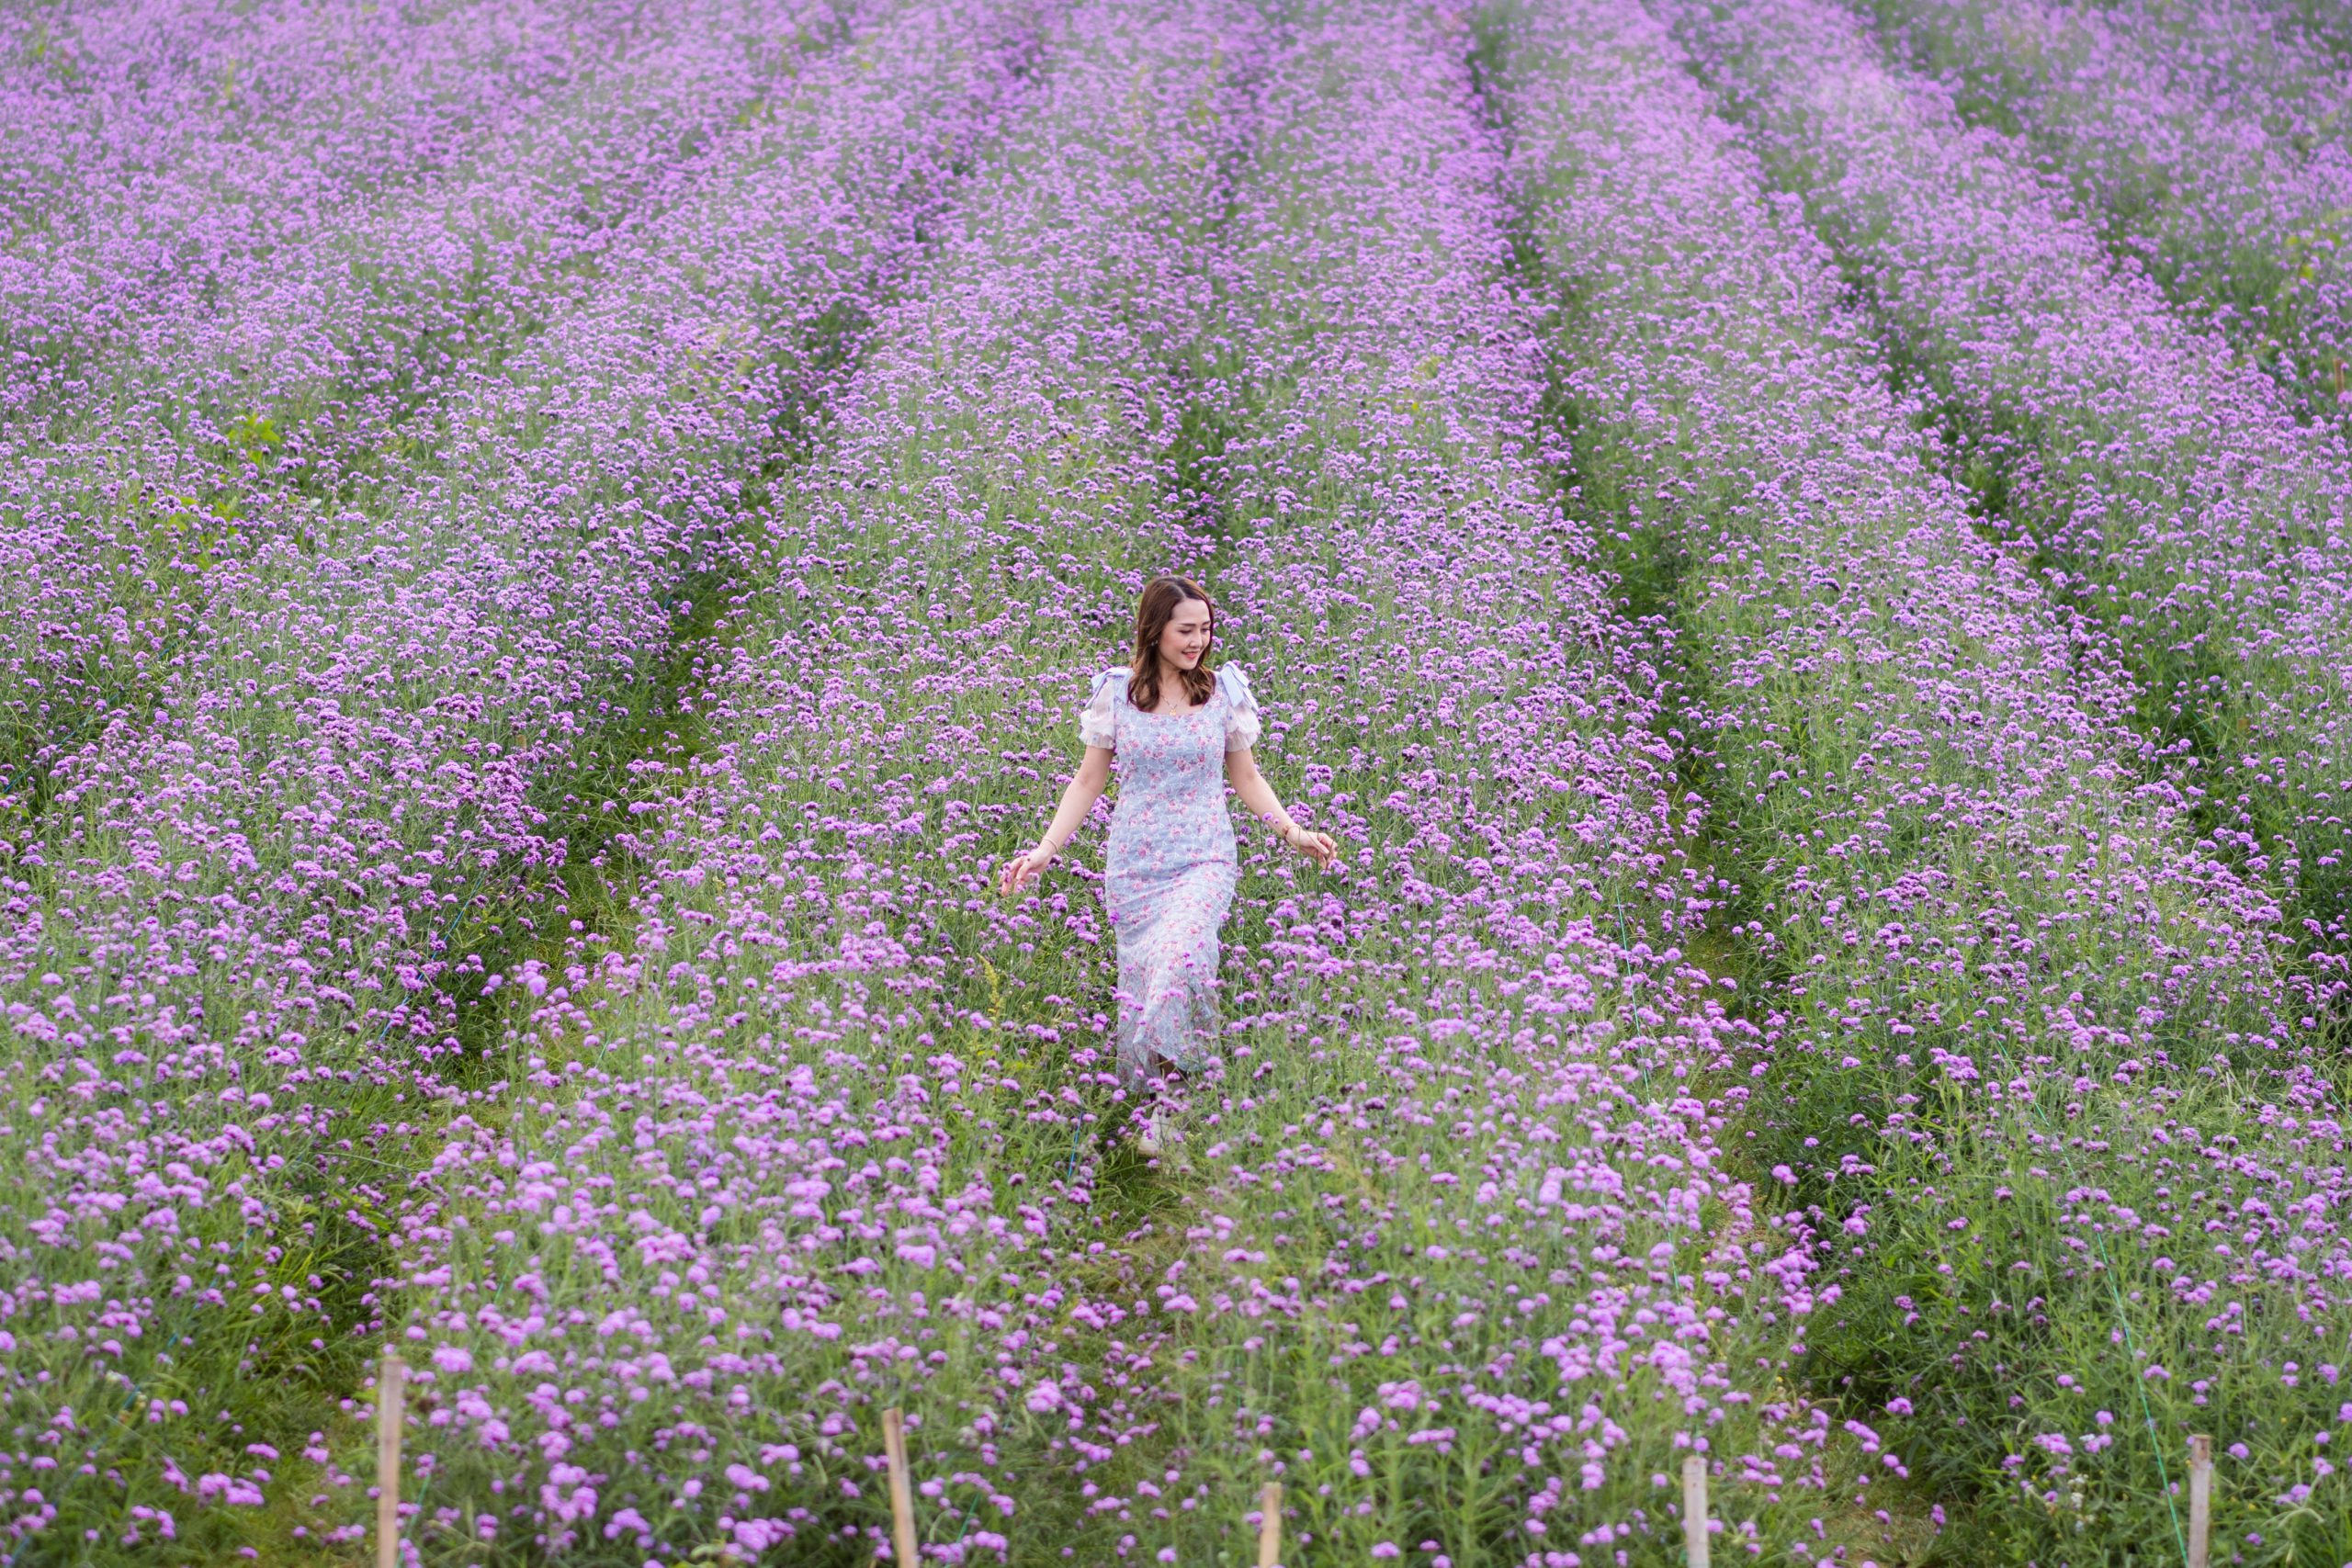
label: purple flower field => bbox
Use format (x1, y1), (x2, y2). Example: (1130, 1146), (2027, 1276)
(3, 0), (2348, 1562)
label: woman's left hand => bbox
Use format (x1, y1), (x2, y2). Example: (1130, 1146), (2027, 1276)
(1284, 823), (1339, 868)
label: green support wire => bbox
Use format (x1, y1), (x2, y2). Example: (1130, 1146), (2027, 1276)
(2093, 1224), (2188, 1568)
(1969, 1043), (2187, 1568)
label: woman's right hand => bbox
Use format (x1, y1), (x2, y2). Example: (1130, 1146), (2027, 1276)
(1284, 823), (1340, 869)
(1000, 844), (1056, 896)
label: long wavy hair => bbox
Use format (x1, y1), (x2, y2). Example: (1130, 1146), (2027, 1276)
(1126, 575), (1216, 714)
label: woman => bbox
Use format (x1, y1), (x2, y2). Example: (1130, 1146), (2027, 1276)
(1001, 576), (1337, 1143)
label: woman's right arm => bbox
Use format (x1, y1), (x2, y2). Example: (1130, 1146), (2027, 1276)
(1000, 746), (1113, 894)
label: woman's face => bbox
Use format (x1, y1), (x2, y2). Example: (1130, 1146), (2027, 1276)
(1158, 598), (1214, 672)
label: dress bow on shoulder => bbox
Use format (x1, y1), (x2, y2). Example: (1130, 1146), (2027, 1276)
(1078, 667), (1128, 750)
(1216, 662), (1262, 751)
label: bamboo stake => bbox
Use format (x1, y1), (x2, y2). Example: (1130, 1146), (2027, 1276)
(1256, 1481), (1283, 1568)
(375, 1353), (406, 1568)
(2187, 1434), (2212, 1568)
(1681, 1454), (1710, 1568)
(881, 1407), (919, 1564)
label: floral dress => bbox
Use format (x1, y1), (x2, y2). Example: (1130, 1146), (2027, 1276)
(1079, 662), (1261, 1089)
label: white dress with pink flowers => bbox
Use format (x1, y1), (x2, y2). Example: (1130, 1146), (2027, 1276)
(1079, 663), (1261, 1089)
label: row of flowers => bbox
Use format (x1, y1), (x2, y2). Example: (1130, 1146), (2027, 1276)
(1, 0), (844, 402)
(1662, 0), (2352, 964)
(373, 0), (1272, 1557)
(1114, 0), (1826, 1556)
(1507, 0), (2352, 1555)
(4, 0), (848, 814)
(1861, 0), (2352, 427)
(0, 0), (1035, 1554)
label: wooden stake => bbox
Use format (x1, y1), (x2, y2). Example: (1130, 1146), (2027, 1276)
(1256, 1481), (1283, 1568)
(1681, 1453), (1710, 1568)
(2187, 1433), (2213, 1568)
(881, 1407), (919, 1565)
(375, 1353), (406, 1568)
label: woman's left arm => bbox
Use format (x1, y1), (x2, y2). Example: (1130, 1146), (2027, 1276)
(1227, 747), (1338, 868)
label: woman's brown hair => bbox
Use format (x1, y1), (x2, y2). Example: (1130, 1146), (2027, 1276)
(1127, 575), (1216, 714)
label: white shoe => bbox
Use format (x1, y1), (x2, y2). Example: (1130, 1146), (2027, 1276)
(1137, 1108), (1164, 1156)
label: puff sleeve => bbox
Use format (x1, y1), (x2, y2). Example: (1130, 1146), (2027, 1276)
(1219, 663), (1262, 752)
(1079, 667), (1124, 750)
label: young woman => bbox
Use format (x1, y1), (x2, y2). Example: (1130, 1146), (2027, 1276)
(1001, 576), (1337, 1141)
